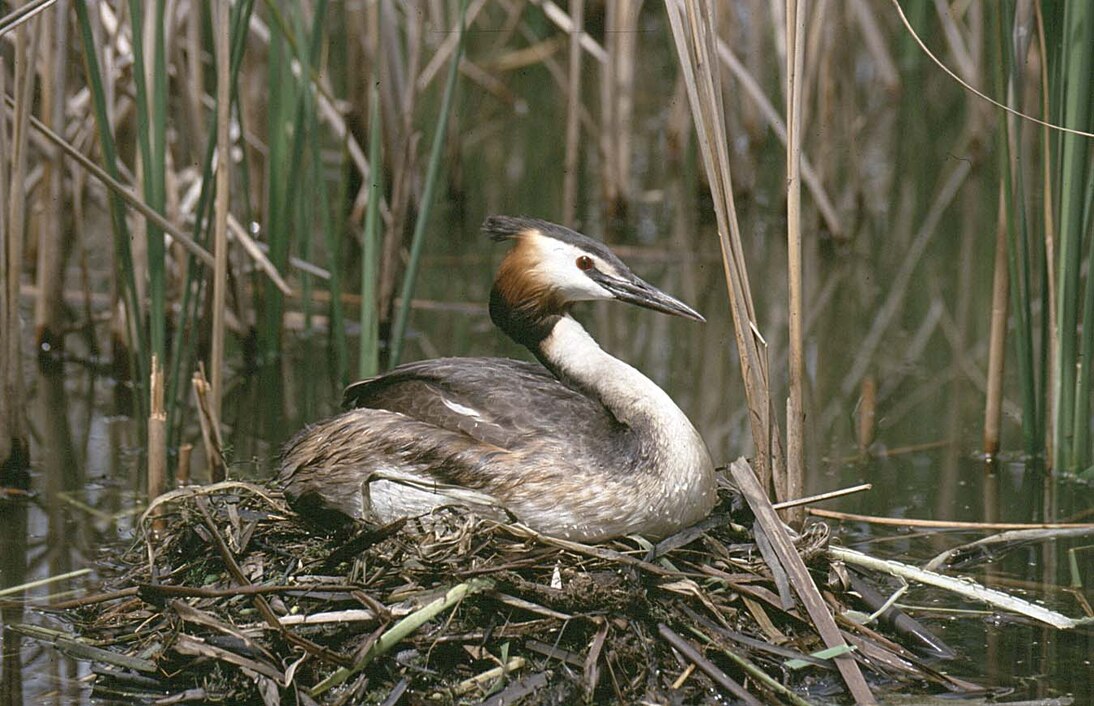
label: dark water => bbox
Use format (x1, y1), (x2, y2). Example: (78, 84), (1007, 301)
(3, 10), (1093, 704)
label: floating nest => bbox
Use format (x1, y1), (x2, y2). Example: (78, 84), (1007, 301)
(61, 476), (983, 704)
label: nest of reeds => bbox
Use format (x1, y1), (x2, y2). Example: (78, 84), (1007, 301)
(65, 475), (979, 705)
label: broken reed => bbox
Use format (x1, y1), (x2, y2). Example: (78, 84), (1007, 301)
(989, 3), (1094, 470)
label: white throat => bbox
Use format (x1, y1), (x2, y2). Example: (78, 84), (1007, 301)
(538, 315), (716, 530)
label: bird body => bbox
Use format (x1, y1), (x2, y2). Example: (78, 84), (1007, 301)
(279, 217), (716, 541)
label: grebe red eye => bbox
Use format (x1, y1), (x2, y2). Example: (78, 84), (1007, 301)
(576, 255), (594, 271)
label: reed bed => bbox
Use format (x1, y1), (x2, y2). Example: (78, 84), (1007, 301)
(1, 0), (1083, 479)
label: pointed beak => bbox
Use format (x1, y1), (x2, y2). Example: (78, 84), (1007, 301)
(589, 270), (705, 322)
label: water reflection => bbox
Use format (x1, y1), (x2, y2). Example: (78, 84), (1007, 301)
(1, 497), (28, 706)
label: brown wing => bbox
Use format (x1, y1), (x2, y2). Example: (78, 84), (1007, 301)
(342, 357), (630, 457)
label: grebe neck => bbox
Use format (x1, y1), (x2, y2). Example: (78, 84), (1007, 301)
(535, 315), (698, 438)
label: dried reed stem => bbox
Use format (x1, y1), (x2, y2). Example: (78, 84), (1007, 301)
(730, 459), (875, 704)
(714, 41), (842, 237)
(148, 355), (166, 528)
(6, 95), (214, 266)
(176, 443), (193, 487)
(0, 57), (13, 468)
(784, 0), (807, 523)
(561, 0), (585, 225)
(33, 0), (68, 361)
(598, 0), (639, 216)
(857, 376), (876, 455)
(2, 16), (41, 467)
(210, 0), (231, 423)
(983, 184), (1009, 456)
(193, 368), (226, 482)
(664, 0), (784, 496)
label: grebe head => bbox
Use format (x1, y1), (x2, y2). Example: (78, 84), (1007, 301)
(484, 216), (703, 345)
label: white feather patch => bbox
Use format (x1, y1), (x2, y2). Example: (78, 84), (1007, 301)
(442, 398), (485, 421)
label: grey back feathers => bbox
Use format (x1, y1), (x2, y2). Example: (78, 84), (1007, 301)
(343, 357), (636, 465)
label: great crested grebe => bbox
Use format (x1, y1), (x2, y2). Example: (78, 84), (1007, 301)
(279, 216), (716, 541)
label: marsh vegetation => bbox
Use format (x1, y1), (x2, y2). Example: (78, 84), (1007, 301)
(0, 0), (1092, 703)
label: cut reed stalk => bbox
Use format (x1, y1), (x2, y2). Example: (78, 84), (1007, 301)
(193, 368), (226, 482)
(388, 0), (469, 368)
(148, 355), (166, 528)
(561, 0), (584, 226)
(784, 0), (806, 522)
(176, 443), (192, 487)
(210, 0), (231, 422)
(857, 376), (876, 456)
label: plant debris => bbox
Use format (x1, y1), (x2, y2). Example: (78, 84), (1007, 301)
(53, 471), (1000, 705)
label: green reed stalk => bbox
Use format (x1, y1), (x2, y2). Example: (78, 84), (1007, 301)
(210, 0), (231, 421)
(359, 84), (383, 380)
(992, 3), (1042, 457)
(260, 7), (295, 363)
(1073, 180), (1094, 469)
(75, 0), (148, 416)
(288, 4), (314, 338)
(389, 0), (469, 368)
(301, 0), (347, 383)
(1051, 1), (1093, 470)
(127, 0), (167, 366)
(166, 0), (256, 447)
